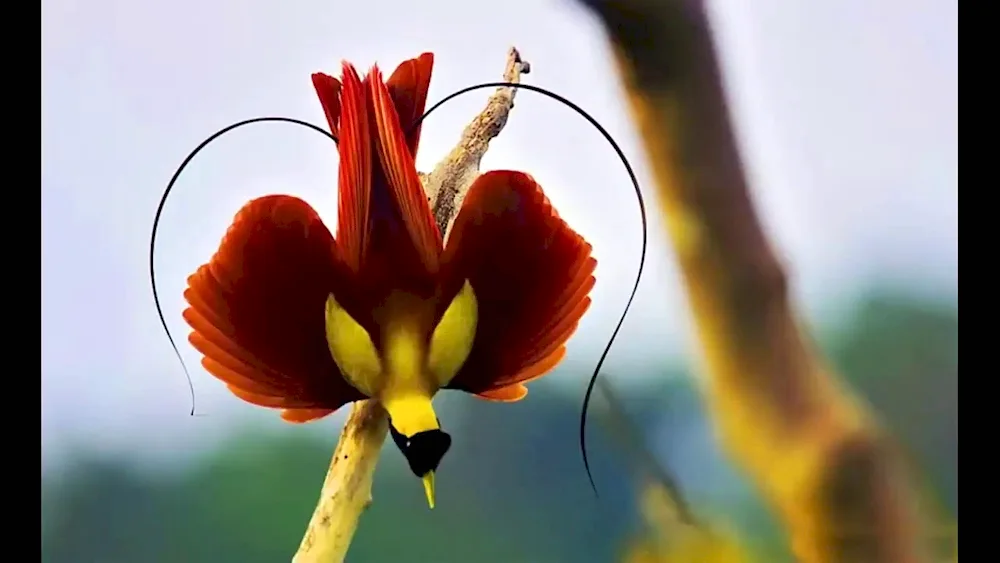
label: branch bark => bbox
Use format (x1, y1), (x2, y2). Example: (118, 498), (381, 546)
(291, 47), (530, 563)
(424, 48), (530, 237)
(576, 1), (927, 562)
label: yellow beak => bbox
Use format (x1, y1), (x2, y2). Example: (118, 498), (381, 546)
(422, 472), (436, 509)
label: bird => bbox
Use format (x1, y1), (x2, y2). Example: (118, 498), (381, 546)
(181, 52), (596, 509)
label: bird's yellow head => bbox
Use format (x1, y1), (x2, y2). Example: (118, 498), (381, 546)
(324, 280), (478, 509)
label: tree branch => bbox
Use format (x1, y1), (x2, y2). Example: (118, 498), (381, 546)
(293, 401), (387, 563)
(425, 47), (530, 237)
(291, 48), (529, 563)
(575, 1), (927, 562)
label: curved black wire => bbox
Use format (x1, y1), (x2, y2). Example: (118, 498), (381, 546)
(413, 82), (647, 496)
(151, 82), (646, 497)
(149, 117), (339, 415)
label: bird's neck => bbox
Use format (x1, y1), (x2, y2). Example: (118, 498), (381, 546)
(380, 320), (439, 438)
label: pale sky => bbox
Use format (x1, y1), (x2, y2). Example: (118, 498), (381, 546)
(41, 0), (957, 466)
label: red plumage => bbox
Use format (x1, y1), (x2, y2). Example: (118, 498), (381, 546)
(441, 171), (596, 400)
(182, 53), (596, 421)
(184, 196), (363, 423)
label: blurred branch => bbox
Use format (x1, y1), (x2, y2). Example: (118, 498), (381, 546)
(599, 380), (751, 563)
(576, 1), (926, 562)
(597, 379), (696, 527)
(291, 48), (530, 563)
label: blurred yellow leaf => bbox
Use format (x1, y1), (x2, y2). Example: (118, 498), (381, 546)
(623, 523), (751, 563)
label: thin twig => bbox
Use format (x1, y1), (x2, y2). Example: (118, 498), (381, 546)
(576, 1), (927, 561)
(425, 47), (531, 237)
(291, 48), (530, 563)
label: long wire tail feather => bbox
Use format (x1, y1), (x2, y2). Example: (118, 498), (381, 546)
(414, 82), (647, 496)
(149, 117), (339, 416)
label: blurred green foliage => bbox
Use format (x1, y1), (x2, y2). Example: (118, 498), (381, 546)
(41, 290), (957, 562)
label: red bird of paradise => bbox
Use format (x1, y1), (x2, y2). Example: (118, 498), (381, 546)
(181, 53), (596, 508)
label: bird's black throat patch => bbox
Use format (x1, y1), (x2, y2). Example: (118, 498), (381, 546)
(389, 425), (452, 477)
